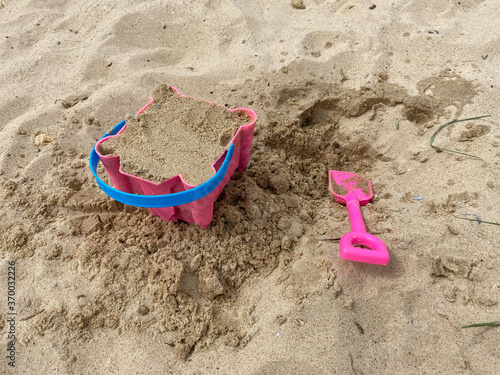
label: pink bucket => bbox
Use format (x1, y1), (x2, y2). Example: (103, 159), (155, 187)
(93, 87), (256, 228)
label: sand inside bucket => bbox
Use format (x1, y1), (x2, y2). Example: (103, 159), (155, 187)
(99, 85), (251, 185)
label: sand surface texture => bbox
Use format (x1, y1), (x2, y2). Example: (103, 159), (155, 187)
(1, 0), (500, 374)
(100, 85), (250, 185)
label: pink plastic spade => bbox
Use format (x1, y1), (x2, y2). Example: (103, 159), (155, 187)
(328, 171), (390, 265)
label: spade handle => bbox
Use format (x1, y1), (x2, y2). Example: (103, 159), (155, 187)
(345, 193), (367, 233)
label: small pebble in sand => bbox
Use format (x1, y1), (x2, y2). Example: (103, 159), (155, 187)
(34, 133), (54, 146)
(355, 322), (365, 334)
(295, 318), (305, 326)
(137, 305), (150, 315)
(292, 0), (306, 9)
(447, 225), (460, 236)
(369, 4), (376, 9)
(276, 315), (287, 325)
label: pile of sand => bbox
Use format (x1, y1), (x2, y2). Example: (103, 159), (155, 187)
(100, 85), (251, 185)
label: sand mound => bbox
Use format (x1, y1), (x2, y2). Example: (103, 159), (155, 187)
(100, 85), (251, 185)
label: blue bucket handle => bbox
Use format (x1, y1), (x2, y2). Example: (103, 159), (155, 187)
(88, 120), (234, 208)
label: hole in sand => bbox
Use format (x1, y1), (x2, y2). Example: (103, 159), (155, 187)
(405, 107), (434, 125)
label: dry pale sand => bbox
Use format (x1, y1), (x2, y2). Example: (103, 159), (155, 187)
(1, 0), (500, 374)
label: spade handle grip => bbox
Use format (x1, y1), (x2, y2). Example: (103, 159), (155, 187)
(339, 232), (390, 265)
(340, 194), (390, 265)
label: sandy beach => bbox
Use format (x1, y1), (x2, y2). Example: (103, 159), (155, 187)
(1, 0), (499, 374)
